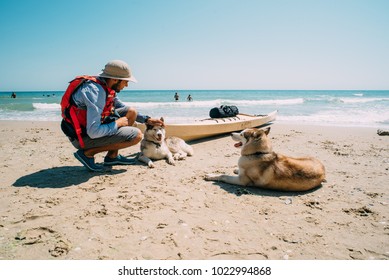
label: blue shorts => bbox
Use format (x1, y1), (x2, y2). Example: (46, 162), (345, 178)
(70, 107), (141, 150)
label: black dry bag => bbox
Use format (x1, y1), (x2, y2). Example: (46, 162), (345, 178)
(209, 105), (239, 118)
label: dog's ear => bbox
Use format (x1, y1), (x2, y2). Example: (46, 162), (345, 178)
(252, 130), (262, 140)
(160, 117), (165, 128)
(243, 129), (252, 139)
(252, 128), (270, 140)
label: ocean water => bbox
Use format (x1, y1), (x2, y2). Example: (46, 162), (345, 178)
(0, 90), (388, 128)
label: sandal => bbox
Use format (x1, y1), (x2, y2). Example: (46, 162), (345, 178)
(74, 150), (105, 172)
(104, 154), (137, 166)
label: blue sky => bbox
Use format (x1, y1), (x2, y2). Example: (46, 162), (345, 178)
(0, 0), (388, 91)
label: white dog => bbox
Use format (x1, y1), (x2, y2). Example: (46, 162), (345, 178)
(138, 118), (194, 168)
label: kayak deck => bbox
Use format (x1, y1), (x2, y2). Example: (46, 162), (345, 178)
(135, 110), (277, 141)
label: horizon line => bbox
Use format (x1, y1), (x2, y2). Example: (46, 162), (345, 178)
(1, 89), (389, 93)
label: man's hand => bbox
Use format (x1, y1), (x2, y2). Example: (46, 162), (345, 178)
(146, 118), (165, 126)
(115, 117), (129, 128)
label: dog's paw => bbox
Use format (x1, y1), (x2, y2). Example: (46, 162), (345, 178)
(173, 154), (180, 160)
(167, 158), (176, 165)
(174, 153), (186, 161)
(148, 162), (155, 168)
(205, 173), (219, 181)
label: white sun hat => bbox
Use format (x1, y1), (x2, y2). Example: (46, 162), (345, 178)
(98, 60), (137, 83)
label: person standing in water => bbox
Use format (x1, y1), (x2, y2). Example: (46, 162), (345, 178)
(174, 92), (179, 101)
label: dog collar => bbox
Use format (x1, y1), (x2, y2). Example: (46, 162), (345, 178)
(150, 141), (161, 148)
(144, 139), (161, 148)
(253, 152), (271, 157)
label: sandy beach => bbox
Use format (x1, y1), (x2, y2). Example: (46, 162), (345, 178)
(0, 120), (388, 260)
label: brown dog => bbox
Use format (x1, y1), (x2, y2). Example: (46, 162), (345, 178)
(205, 127), (325, 191)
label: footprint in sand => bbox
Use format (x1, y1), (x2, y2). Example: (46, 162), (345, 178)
(15, 226), (71, 257)
(342, 206), (377, 217)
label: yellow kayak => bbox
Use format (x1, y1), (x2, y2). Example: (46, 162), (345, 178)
(135, 110), (277, 141)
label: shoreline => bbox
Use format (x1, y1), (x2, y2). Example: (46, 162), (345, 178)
(0, 121), (388, 260)
(1, 119), (388, 130)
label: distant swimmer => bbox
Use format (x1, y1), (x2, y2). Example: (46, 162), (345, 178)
(174, 92), (179, 101)
(11, 92), (16, 98)
(187, 94), (193, 102)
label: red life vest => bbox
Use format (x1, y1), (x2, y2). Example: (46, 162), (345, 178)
(61, 75), (116, 148)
